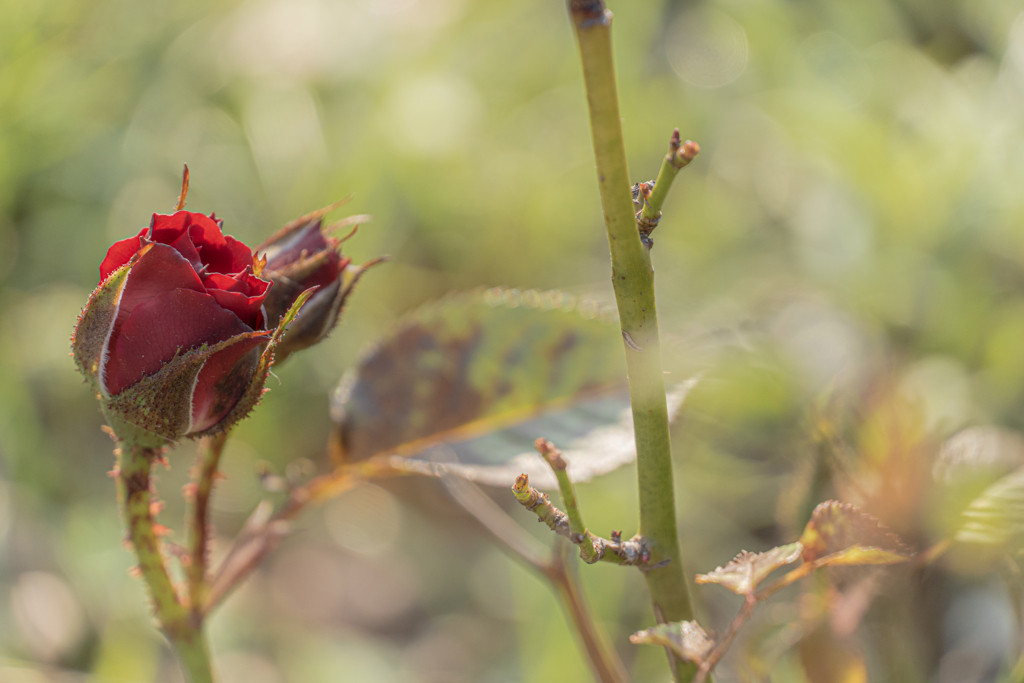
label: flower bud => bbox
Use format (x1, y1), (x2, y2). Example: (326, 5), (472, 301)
(72, 210), (302, 446)
(258, 208), (378, 364)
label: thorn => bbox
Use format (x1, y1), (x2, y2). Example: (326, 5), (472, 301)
(670, 128), (681, 152)
(128, 566), (143, 578)
(611, 530), (622, 543)
(149, 501), (164, 516)
(182, 482), (198, 501)
(152, 524), (172, 537)
(174, 164), (190, 211)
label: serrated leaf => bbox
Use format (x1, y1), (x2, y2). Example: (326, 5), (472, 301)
(954, 466), (1024, 549)
(800, 501), (910, 563)
(629, 621), (715, 665)
(331, 289), (696, 486)
(695, 542), (803, 595)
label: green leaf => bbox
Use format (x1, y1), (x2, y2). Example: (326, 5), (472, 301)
(954, 466), (1024, 549)
(331, 289), (695, 486)
(629, 621), (715, 665)
(695, 542), (803, 595)
(799, 501), (910, 563)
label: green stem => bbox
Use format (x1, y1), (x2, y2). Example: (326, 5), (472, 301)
(118, 443), (217, 683)
(187, 432), (229, 613)
(641, 130), (699, 226)
(567, 1), (696, 679)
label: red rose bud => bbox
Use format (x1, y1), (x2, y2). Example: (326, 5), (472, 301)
(73, 210), (310, 445)
(257, 206), (381, 364)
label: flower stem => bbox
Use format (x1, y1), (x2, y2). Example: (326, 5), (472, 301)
(117, 442), (217, 683)
(187, 432), (229, 613)
(567, 1), (696, 679)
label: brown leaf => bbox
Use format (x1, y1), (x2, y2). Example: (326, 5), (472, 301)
(695, 542), (803, 595)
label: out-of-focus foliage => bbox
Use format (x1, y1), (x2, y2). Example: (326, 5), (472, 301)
(3, 0), (1024, 681)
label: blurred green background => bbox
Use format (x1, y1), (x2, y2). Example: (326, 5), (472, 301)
(3, 0), (1024, 681)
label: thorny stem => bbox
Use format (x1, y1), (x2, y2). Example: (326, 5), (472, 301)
(117, 443), (215, 683)
(441, 474), (630, 683)
(187, 432), (229, 614)
(512, 472), (646, 566)
(567, 0), (696, 679)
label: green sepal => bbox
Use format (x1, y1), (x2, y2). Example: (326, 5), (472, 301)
(72, 262), (132, 394)
(104, 330), (271, 442)
(189, 288), (316, 438)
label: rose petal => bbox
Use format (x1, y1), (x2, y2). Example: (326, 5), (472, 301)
(104, 288), (250, 395)
(188, 214), (253, 273)
(111, 244), (207, 341)
(206, 288), (267, 330)
(99, 229), (146, 281)
(189, 335), (267, 433)
(149, 212), (193, 245)
(203, 270), (270, 297)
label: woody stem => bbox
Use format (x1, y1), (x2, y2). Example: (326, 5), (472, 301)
(118, 442), (216, 683)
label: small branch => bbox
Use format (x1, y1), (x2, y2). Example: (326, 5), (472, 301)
(441, 474), (631, 683)
(636, 130), (699, 242)
(117, 443), (215, 683)
(186, 432), (228, 615)
(512, 470), (647, 566)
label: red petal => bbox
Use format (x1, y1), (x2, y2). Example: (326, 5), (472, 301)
(169, 229), (204, 273)
(203, 270), (270, 297)
(99, 229), (146, 281)
(206, 288), (267, 330)
(188, 214), (254, 273)
(149, 212), (193, 245)
(189, 336), (267, 433)
(104, 288), (250, 395)
(111, 244), (207, 344)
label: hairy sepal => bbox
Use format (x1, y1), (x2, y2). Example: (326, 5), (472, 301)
(71, 261), (133, 394)
(104, 330), (271, 442)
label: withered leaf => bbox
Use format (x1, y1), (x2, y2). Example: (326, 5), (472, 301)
(695, 542), (803, 595)
(629, 621), (715, 665)
(800, 501), (910, 564)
